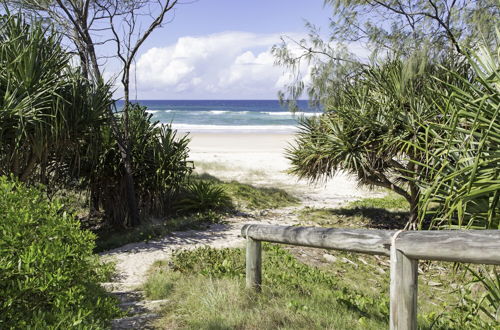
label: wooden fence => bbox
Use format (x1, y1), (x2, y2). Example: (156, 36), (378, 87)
(241, 224), (500, 330)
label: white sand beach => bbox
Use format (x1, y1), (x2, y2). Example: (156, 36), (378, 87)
(187, 132), (380, 208)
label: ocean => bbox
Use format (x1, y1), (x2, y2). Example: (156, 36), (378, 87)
(116, 100), (319, 133)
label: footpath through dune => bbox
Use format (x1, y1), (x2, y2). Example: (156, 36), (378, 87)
(101, 132), (378, 328)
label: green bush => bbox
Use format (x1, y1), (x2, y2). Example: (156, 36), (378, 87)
(0, 177), (119, 328)
(87, 105), (192, 227)
(175, 180), (232, 213)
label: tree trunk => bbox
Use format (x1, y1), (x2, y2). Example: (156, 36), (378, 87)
(406, 182), (420, 230)
(119, 72), (140, 227)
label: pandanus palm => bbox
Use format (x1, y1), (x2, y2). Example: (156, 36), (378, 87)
(0, 14), (109, 184)
(414, 39), (500, 230)
(287, 55), (471, 228)
(87, 105), (192, 227)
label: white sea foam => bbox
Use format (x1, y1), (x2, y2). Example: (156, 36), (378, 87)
(208, 110), (249, 115)
(209, 110), (229, 114)
(262, 111), (320, 117)
(171, 124), (298, 133)
(146, 109), (174, 114)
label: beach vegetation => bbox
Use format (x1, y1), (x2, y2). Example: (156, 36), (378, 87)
(144, 243), (496, 329)
(194, 173), (299, 210)
(84, 105), (192, 228)
(0, 13), (111, 184)
(285, 55), (473, 228)
(0, 13), (193, 229)
(274, 2), (499, 325)
(411, 40), (500, 230)
(299, 193), (410, 230)
(0, 176), (120, 328)
(174, 180), (232, 213)
(5, 0), (183, 227)
(274, 0), (499, 229)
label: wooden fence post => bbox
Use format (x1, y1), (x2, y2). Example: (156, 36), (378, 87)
(246, 237), (262, 290)
(390, 240), (418, 330)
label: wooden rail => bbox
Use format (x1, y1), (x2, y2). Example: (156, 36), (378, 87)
(241, 224), (500, 330)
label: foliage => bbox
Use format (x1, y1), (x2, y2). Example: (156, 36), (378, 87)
(348, 193), (409, 210)
(273, 0), (498, 107)
(286, 56), (469, 227)
(457, 266), (500, 328)
(222, 180), (299, 210)
(414, 39), (500, 229)
(0, 177), (119, 328)
(78, 104), (192, 227)
(323, 0), (498, 55)
(192, 173), (299, 210)
(145, 244), (493, 329)
(146, 245), (390, 329)
(174, 180), (232, 213)
(0, 13), (111, 184)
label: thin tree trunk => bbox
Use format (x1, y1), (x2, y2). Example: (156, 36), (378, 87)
(20, 151), (37, 182)
(120, 73), (140, 227)
(406, 182), (420, 230)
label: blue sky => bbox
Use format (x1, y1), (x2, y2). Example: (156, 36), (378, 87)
(138, 0), (331, 49)
(107, 0), (333, 100)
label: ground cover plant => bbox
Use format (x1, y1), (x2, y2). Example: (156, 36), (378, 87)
(193, 173), (299, 210)
(298, 192), (410, 229)
(0, 177), (120, 328)
(143, 243), (493, 329)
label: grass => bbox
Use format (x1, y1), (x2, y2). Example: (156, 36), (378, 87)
(299, 192), (410, 229)
(142, 244), (487, 330)
(193, 161), (267, 179)
(347, 193), (409, 210)
(141, 193), (497, 329)
(194, 173), (299, 210)
(144, 244), (389, 329)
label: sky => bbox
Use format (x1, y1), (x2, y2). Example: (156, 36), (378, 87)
(104, 0), (333, 100)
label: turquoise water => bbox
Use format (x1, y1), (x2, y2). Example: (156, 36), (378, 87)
(118, 100), (320, 133)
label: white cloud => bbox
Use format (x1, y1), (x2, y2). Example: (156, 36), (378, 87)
(134, 32), (306, 99)
(132, 31), (369, 99)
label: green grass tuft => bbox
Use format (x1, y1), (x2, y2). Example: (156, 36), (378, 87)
(193, 173), (299, 210)
(347, 193), (409, 210)
(299, 193), (410, 230)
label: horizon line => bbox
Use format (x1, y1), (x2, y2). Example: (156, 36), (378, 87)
(116, 99), (311, 101)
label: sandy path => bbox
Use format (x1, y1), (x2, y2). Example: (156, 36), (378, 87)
(101, 132), (380, 288)
(102, 208), (300, 288)
(102, 133), (380, 328)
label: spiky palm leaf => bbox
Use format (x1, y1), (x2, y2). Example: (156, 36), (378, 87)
(414, 38), (500, 229)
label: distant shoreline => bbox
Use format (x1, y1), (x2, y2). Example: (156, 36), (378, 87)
(174, 124), (298, 134)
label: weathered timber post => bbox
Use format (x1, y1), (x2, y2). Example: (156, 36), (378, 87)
(246, 237), (262, 290)
(390, 236), (418, 330)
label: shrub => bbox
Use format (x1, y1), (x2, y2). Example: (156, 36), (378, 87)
(0, 177), (119, 328)
(174, 180), (232, 213)
(85, 105), (192, 227)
